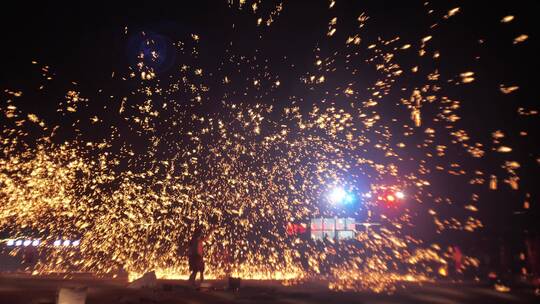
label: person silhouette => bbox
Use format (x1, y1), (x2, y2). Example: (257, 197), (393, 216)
(187, 228), (208, 286)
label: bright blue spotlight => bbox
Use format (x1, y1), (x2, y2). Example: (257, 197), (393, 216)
(328, 187), (346, 204)
(328, 187), (355, 204)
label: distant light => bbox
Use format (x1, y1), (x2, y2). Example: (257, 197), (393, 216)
(6, 239), (15, 246)
(364, 192), (372, 198)
(53, 240), (62, 246)
(386, 194), (396, 202)
(72, 240), (80, 246)
(23, 240), (31, 247)
(395, 191), (405, 199)
(63, 240), (71, 246)
(32, 240), (40, 246)
(328, 187), (347, 204)
(15, 240), (22, 246)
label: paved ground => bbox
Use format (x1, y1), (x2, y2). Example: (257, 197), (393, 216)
(0, 274), (538, 304)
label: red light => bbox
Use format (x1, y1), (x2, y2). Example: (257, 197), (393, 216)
(286, 223), (307, 235)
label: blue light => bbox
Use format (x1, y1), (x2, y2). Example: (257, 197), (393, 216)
(328, 187), (355, 204)
(329, 187), (347, 204)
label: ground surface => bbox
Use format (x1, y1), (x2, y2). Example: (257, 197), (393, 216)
(0, 274), (538, 304)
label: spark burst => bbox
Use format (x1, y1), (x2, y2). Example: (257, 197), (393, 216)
(1, 0), (538, 293)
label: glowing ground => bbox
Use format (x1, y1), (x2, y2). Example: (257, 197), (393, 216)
(0, 275), (537, 304)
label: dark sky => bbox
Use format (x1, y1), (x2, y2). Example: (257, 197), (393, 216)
(1, 0), (539, 124)
(1, 1), (537, 86)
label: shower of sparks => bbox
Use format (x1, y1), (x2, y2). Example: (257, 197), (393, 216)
(1, 0), (538, 293)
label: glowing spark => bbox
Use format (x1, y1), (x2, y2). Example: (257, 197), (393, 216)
(513, 34), (528, 44)
(501, 15), (514, 23)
